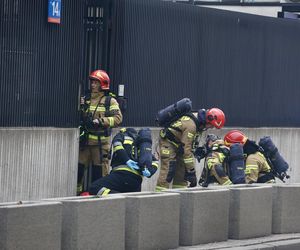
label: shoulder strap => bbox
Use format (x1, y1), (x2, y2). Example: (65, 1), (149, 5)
(185, 112), (200, 131)
(104, 95), (112, 116)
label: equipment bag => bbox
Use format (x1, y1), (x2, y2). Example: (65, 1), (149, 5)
(137, 128), (153, 169)
(156, 98), (192, 127)
(258, 136), (289, 175)
(228, 143), (246, 184)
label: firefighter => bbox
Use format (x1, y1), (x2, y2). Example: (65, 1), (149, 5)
(77, 70), (123, 194)
(86, 128), (158, 195)
(156, 108), (226, 190)
(223, 130), (275, 184)
(199, 134), (232, 187)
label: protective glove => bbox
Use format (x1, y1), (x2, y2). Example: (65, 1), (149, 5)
(142, 167), (151, 177)
(126, 160), (140, 171)
(184, 169), (197, 187)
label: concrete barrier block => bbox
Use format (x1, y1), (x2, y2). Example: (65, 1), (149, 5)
(123, 192), (180, 250)
(165, 188), (230, 245)
(55, 196), (125, 250)
(229, 186), (273, 239)
(272, 185), (300, 234)
(0, 201), (62, 250)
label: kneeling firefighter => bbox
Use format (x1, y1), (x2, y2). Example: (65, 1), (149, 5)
(155, 98), (226, 190)
(199, 134), (246, 187)
(224, 130), (279, 184)
(87, 128), (158, 196)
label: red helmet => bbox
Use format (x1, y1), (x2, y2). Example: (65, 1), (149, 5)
(224, 130), (247, 146)
(206, 108), (226, 129)
(89, 70), (110, 90)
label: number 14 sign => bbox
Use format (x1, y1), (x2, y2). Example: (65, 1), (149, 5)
(48, 0), (61, 24)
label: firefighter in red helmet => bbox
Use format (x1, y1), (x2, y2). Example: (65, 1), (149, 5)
(224, 130), (275, 184)
(77, 69), (123, 194)
(156, 104), (226, 191)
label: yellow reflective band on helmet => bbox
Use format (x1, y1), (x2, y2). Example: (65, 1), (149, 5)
(161, 149), (170, 155)
(223, 180), (232, 185)
(89, 134), (110, 141)
(108, 117), (114, 127)
(183, 158), (194, 164)
(187, 132), (194, 138)
(109, 105), (119, 111)
(113, 145), (124, 152)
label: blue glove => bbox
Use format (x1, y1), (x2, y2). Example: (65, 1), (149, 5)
(142, 167), (151, 177)
(126, 160), (140, 171)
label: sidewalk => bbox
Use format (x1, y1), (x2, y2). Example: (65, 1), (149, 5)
(174, 233), (300, 249)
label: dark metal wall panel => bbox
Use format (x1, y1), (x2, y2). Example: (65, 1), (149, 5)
(109, 0), (300, 127)
(0, 0), (85, 127)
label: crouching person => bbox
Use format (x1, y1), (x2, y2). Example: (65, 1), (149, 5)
(87, 127), (158, 196)
(199, 134), (232, 187)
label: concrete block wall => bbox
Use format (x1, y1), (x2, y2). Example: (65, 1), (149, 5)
(1, 127), (299, 202)
(43, 196), (126, 250)
(2, 186), (300, 249)
(272, 184), (300, 234)
(228, 186), (273, 239)
(0, 201), (62, 250)
(118, 192), (180, 250)
(165, 188), (230, 245)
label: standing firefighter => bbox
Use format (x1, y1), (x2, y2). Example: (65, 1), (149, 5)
(223, 130), (276, 184)
(78, 70), (123, 194)
(156, 98), (226, 190)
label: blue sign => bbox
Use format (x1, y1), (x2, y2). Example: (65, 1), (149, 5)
(48, 0), (61, 24)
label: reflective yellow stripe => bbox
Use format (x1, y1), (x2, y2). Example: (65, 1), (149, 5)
(167, 139), (179, 148)
(180, 116), (190, 121)
(152, 162), (159, 168)
(90, 106), (106, 112)
(172, 121), (182, 127)
(223, 180), (232, 185)
(162, 149), (170, 155)
(156, 186), (167, 192)
(108, 117), (114, 127)
(124, 139), (133, 145)
(109, 105), (119, 110)
(102, 188), (111, 196)
(113, 145), (124, 151)
(88, 134), (110, 140)
(184, 158), (194, 164)
(187, 132), (194, 138)
(114, 167), (141, 176)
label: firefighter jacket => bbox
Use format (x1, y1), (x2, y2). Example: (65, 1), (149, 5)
(111, 129), (158, 177)
(81, 92), (122, 145)
(162, 115), (199, 171)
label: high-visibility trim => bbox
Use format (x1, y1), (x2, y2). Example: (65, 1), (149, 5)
(113, 166), (142, 176)
(109, 105), (119, 110)
(180, 116), (191, 121)
(223, 180), (232, 185)
(183, 158), (194, 164)
(88, 134), (110, 141)
(152, 162), (159, 168)
(187, 132), (194, 138)
(124, 139), (133, 145)
(172, 121), (182, 127)
(113, 145), (124, 152)
(101, 188), (111, 196)
(167, 139), (179, 148)
(90, 106), (106, 112)
(161, 149), (170, 155)
(108, 117), (114, 127)
(156, 186), (167, 192)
